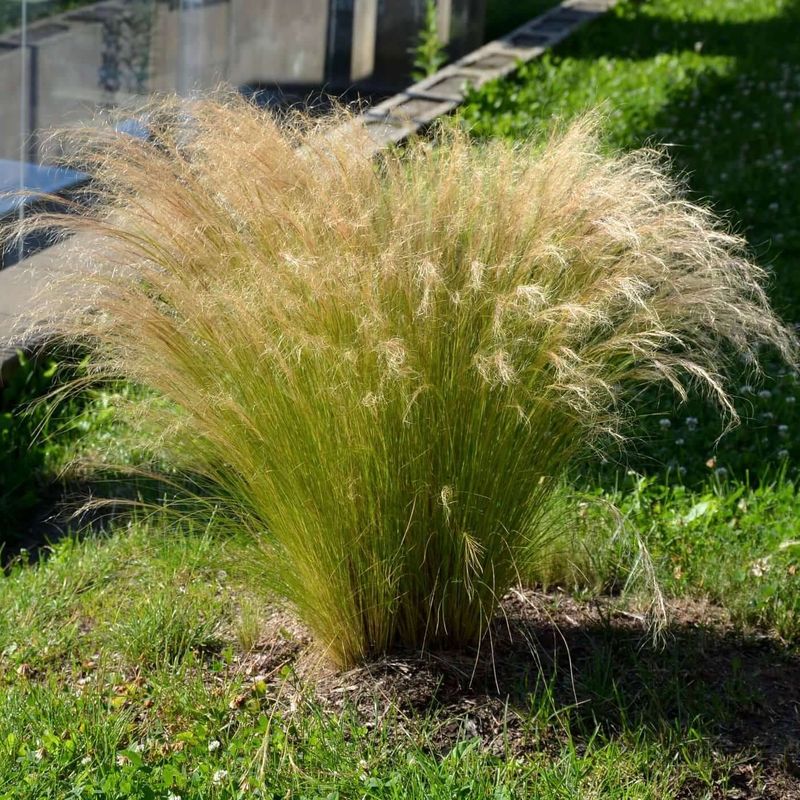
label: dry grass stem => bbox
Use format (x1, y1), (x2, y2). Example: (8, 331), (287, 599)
(7, 95), (795, 666)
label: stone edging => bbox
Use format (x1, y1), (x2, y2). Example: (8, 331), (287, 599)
(359, 0), (615, 147)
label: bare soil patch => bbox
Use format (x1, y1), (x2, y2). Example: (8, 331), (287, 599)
(240, 591), (800, 799)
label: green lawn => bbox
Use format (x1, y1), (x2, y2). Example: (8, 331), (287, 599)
(0, 521), (785, 799)
(2, 0), (800, 797)
(465, 0), (800, 483)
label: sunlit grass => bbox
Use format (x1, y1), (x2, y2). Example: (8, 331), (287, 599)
(0, 522), (752, 799)
(0, 0), (798, 795)
(462, 0), (800, 482)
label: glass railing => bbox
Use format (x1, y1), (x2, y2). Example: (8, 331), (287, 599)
(0, 0), (491, 251)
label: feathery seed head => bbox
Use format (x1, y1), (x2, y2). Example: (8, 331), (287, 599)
(7, 96), (795, 666)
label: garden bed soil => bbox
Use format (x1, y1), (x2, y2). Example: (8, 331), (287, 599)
(239, 591), (800, 799)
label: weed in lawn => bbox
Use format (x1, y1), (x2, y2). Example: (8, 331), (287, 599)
(615, 473), (800, 641)
(108, 583), (224, 669)
(410, 0), (447, 81)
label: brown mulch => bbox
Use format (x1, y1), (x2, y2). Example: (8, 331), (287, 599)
(237, 590), (800, 799)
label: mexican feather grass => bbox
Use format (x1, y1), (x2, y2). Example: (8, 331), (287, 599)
(9, 96), (795, 666)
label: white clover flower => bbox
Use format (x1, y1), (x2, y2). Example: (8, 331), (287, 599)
(678, 466), (687, 477)
(659, 418), (672, 429)
(80, 755), (92, 766)
(779, 424), (789, 437)
(778, 449), (790, 459)
(168, 794), (182, 800)
(749, 558), (770, 577)
(759, 389), (772, 400)
(685, 416), (699, 431)
(675, 438), (685, 446)
(739, 385), (753, 395)
(786, 396), (796, 405)
(208, 740), (221, 753)
(762, 411), (775, 422)
(714, 467), (728, 479)
(212, 769), (228, 785)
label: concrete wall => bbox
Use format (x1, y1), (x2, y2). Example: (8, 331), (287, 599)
(147, 1), (233, 93)
(351, 0), (378, 81)
(0, 43), (29, 162)
(30, 22), (107, 135)
(0, 0), (489, 162)
(0, 0), (333, 161)
(448, 0), (487, 57)
(228, 0), (329, 86)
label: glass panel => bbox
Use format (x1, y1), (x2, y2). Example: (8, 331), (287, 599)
(2, 0), (336, 167)
(0, 0), (491, 263)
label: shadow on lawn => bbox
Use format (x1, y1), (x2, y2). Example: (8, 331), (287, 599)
(308, 591), (800, 797)
(556, 0), (800, 320)
(2, 470), (192, 567)
(5, 479), (134, 563)
(493, 595), (799, 759)
(537, 0), (800, 483)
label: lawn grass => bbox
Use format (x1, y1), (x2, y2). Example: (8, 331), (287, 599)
(0, 525), (766, 799)
(1, 0), (800, 796)
(610, 474), (800, 640)
(464, 0), (800, 484)
(462, 0), (800, 645)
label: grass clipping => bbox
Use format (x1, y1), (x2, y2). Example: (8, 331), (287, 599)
(12, 97), (795, 667)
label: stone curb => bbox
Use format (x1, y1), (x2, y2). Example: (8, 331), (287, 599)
(0, 0), (616, 380)
(359, 0), (615, 147)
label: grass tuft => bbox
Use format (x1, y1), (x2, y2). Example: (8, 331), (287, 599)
(9, 96), (795, 666)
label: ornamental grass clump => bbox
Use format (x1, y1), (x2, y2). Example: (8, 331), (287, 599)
(12, 96), (794, 667)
